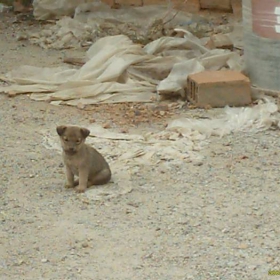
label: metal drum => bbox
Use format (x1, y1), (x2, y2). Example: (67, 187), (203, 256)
(243, 0), (280, 92)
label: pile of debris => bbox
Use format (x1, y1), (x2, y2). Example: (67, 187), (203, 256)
(0, 32), (245, 105)
(2, 0), (280, 171)
(0, 0), (250, 109)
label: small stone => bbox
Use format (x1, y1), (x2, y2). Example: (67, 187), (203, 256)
(267, 257), (274, 263)
(127, 202), (139, 208)
(41, 258), (48, 263)
(82, 242), (89, 248)
(77, 103), (85, 110)
(156, 104), (169, 111)
(205, 34), (233, 50)
(61, 256), (67, 261)
(223, 142), (231, 146)
(193, 161), (203, 166)
(133, 265), (143, 270)
(238, 243), (249, 249)
(17, 259), (25, 265)
(16, 34), (28, 41)
(120, 128), (128, 133)
(143, 253), (153, 259)
(103, 122), (111, 129)
(240, 155), (249, 160)
(227, 261), (237, 267)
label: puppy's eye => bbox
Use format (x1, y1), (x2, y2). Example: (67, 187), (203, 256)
(64, 138), (68, 142)
(76, 140), (81, 144)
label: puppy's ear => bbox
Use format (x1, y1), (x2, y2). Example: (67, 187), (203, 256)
(80, 128), (90, 139)
(56, 126), (67, 136)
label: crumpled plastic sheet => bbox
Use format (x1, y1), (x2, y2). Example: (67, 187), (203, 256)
(157, 58), (205, 96)
(0, 31), (244, 105)
(33, 0), (87, 20)
(41, 99), (279, 200)
(167, 98), (280, 138)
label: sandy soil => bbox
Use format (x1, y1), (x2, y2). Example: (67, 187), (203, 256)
(0, 12), (280, 280)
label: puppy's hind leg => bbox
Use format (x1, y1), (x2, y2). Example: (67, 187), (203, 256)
(88, 169), (111, 186)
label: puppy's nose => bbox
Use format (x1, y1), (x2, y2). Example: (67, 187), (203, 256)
(69, 148), (75, 152)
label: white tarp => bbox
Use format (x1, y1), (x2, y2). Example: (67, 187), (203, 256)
(0, 31), (243, 106)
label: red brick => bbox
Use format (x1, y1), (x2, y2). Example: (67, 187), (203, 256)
(109, 0), (200, 12)
(142, 0), (164, 5)
(101, 0), (116, 7)
(116, 0), (143, 6)
(200, 0), (232, 12)
(231, 0), (242, 17)
(100, 0), (240, 14)
(187, 71), (251, 108)
(172, 0), (200, 13)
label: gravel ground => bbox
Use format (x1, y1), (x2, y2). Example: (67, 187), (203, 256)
(1, 12), (280, 280)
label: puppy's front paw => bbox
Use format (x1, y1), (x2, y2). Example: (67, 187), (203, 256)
(75, 185), (86, 193)
(64, 183), (74, 189)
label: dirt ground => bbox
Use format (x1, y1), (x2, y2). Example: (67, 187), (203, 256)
(1, 12), (280, 280)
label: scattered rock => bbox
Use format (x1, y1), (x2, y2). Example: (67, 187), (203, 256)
(205, 33), (233, 50)
(238, 243), (249, 249)
(81, 242), (89, 248)
(102, 122), (111, 129)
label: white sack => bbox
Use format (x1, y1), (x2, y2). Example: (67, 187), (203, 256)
(144, 36), (208, 56)
(0, 34), (244, 105)
(157, 59), (205, 96)
(199, 49), (242, 71)
(0, 35), (157, 104)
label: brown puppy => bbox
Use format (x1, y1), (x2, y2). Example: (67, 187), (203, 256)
(56, 125), (111, 193)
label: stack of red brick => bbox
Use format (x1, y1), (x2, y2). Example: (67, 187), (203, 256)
(102, 0), (241, 15)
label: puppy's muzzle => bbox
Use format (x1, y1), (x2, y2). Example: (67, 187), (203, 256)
(65, 148), (76, 155)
